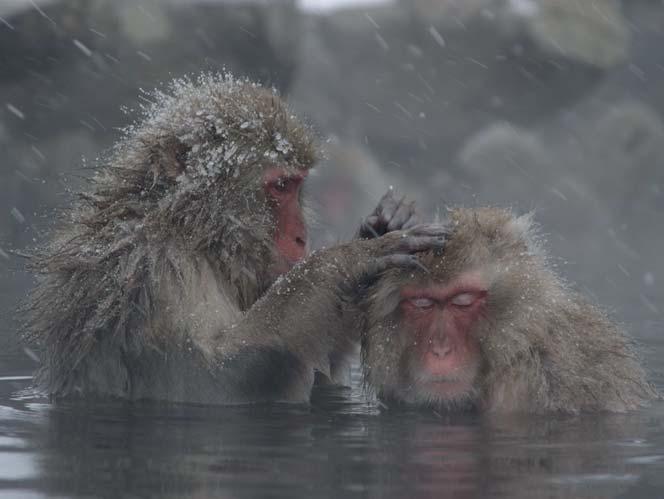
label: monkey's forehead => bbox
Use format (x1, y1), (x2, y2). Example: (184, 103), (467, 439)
(405, 209), (542, 283)
(444, 209), (536, 254)
(398, 257), (497, 284)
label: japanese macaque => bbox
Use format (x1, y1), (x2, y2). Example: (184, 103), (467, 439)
(360, 208), (658, 413)
(22, 73), (442, 403)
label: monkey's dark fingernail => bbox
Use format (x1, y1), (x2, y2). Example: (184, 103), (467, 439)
(366, 224), (380, 239)
(392, 254), (429, 273)
(387, 213), (408, 232)
(387, 254), (429, 274)
(403, 218), (416, 226)
(413, 260), (430, 274)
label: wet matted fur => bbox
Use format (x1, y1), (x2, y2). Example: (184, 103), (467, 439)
(21, 73), (317, 398)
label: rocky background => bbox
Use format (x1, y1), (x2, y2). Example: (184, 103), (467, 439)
(1, 0), (663, 377)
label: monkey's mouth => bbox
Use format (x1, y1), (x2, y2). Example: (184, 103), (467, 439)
(423, 377), (472, 391)
(417, 381), (475, 405)
(426, 376), (466, 384)
(414, 368), (478, 401)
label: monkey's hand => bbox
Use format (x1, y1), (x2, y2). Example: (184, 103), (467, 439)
(308, 223), (448, 281)
(337, 224), (449, 303)
(216, 224), (449, 400)
(356, 188), (421, 239)
(259, 224), (448, 318)
(361, 223), (446, 273)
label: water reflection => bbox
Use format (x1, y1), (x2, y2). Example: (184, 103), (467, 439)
(1, 378), (664, 498)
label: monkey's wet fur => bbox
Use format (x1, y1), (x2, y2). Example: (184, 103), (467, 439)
(360, 208), (658, 414)
(23, 74), (317, 400)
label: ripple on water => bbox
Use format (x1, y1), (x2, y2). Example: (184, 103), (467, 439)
(549, 473), (640, 485)
(626, 455), (664, 465)
(0, 452), (38, 481)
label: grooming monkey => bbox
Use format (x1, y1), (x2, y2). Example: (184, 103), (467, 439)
(22, 73), (434, 403)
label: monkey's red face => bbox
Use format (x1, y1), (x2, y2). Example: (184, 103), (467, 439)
(398, 272), (487, 404)
(263, 167), (308, 273)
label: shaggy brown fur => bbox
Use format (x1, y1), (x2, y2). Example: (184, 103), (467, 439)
(22, 73), (318, 400)
(361, 208), (658, 413)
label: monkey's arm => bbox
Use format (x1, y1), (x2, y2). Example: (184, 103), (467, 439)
(204, 225), (448, 404)
(42, 226), (446, 405)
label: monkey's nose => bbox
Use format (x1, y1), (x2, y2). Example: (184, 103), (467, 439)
(295, 237), (306, 247)
(430, 337), (453, 358)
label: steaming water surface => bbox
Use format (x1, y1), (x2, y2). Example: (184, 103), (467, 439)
(1, 347), (664, 499)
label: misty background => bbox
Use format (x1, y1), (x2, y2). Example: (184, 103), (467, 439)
(0, 0), (662, 379)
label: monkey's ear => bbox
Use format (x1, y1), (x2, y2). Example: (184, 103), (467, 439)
(505, 212), (534, 240)
(505, 212), (543, 255)
(149, 136), (189, 181)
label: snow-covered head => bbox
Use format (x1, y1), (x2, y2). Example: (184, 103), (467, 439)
(56, 73), (317, 310)
(111, 72), (315, 250)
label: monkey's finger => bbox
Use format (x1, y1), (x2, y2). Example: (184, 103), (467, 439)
(358, 216), (381, 239)
(378, 188), (395, 205)
(401, 213), (422, 231)
(403, 223), (449, 238)
(367, 189), (395, 217)
(377, 193), (401, 222)
(345, 254), (426, 299)
(364, 215), (379, 227)
(388, 200), (420, 232)
(394, 235), (447, 254)
(402, 202), (422, 230)
(366, 254), (429, 277)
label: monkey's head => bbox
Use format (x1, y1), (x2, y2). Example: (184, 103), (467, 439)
(361, 208), (561, 411)
(84, 73), (317, 307)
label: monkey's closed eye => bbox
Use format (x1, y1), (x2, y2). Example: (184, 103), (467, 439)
(450, 292), (480, 307)
(409, 297), (435, 309)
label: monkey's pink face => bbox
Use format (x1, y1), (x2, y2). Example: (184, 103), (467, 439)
(263, 167), (308, 274)
(398, 272), (487, 404)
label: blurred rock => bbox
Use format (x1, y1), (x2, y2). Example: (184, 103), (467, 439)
(587, 100), (664, 283)
(455, 120), (601, 236)
(291, 0), (606, 186)
(116, 2), (172, 44)
(407, 0), (630, 69)
(459, 122), (549, 176)
(513, 0), (630, 68)
(406, 0), (497, 26)
(593, 99), (664, 169)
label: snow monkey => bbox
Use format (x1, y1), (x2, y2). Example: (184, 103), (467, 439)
(359, 208), (657, 413)
(22, 73), (434, 403)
